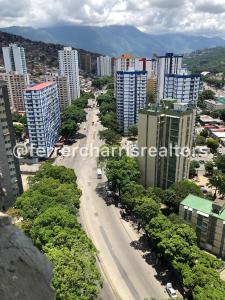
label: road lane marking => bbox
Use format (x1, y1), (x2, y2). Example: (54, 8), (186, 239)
(99, 226), (140, 300)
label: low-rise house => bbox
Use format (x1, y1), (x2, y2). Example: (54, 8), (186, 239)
(205, 98), (225, 111)
(199, 115), (223, 125)
(179, 194), (225, 258)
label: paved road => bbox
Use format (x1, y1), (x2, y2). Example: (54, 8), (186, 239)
(55, 101), (167, 300)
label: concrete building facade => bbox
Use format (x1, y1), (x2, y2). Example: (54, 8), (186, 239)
(164, 69), (201, 105)
(6, 73), (30, 112)
(0, 81), (23, 210)
(58, 47), (80, 100)
(156, 53), (183, 102)
(116, 70), (147, 135)
(138, 103), (194, 189)
(97, 56), (112, 77)
(24, 82), (61, 158)
(2, 44), (27, 74)
(46, 73), (71, 112)
(79, 53), (92, 74)
(147, 73), (157, 103)
(179, 194), (225, 258)
(205, 98), (225, 111)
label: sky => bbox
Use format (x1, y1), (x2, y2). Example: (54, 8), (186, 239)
(0, 0), (225, 37)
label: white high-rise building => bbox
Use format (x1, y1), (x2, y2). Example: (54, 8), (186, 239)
(97, 56), (112, 77)
(2, 44), (27, 75)
(58, 47), (80, 100)
(116, 70), (147, 135)
(24, 82), (61, 158)
(164, 69), (201, 105)
(156, 53), (183, 102)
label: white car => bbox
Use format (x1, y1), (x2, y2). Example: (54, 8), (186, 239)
(166, 283), (177, 298)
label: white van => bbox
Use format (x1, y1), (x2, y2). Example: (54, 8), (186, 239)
(97, 168), (102, 179)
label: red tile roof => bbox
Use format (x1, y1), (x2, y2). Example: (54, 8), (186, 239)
(26, 81), (54, 91)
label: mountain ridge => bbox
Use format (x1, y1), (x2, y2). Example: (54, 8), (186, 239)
(1, 25), (225, 57)
(0, 30), (101, 76)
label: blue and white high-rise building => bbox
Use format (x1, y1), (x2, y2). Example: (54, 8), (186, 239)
(164, 69), (201, 105)
(2, 44), (27, 75)
(24, 82), (61, 158)
(156, 53), (183, 102)
(116, 70), (147, 135)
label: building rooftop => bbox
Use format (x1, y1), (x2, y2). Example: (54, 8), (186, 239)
(139, 103), (193, 117)
(181, 194), (225, 221)
(200, 115), (223, 124)
(205, 98), (225, 105)
(211, 131), (225, 138)
(117, 53), (136, 59)
(26, 81), (54, 91)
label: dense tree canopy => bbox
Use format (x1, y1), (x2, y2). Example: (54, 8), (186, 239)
(15, 163), (102, 299)
(106, 156), (140, 194)
(99, 129), (122, 145)
(60, 92), (91, 139)
(128, 125), (138, 137)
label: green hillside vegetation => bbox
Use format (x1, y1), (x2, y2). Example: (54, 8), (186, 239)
(184, 47), (225, 73)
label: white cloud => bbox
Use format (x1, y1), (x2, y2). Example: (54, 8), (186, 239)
(0, 0), (225, 37)
(195, 0), (225, 14)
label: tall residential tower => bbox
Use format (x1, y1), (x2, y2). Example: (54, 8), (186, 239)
(2, 44), (27, 74)
(156, 53), (183, 102)
(97, 56), (112, 77)
(163, 69), (201, 105)
(138, 103), (194, 189)
(116, 70), (147, 135)
(24, 82), (61, 158)
(58, 47), (80, 100)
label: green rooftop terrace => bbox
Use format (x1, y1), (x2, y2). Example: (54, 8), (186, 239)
(217, 97), (225, 104)
(181, 194), (225, 221)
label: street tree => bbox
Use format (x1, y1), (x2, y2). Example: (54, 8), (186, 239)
(128, 125), (138, 137)
(214, 154), (225, 173)
(60, 119), (78, 139)
(206, 138), (219, 153)
(106, 156), (140, 196)
(133, 197), (160, 226)
(99, 129), (121, 145)
(195, 134), (206, 146)
(205, 161), (214, 175)
(208, 171), (225, 198)
(100, 112), (118, 130)
(200, 128), (209, 138)
(13, 123), (25, 140)
(169, 180), (203, 210)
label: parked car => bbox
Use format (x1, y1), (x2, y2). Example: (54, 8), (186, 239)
(166, 283), (177, 298)
(199, 160), (205, 164)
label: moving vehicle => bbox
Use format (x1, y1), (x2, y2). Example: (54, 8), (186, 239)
(97, 168), (102, 179)
(166, 283), (177, 298)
